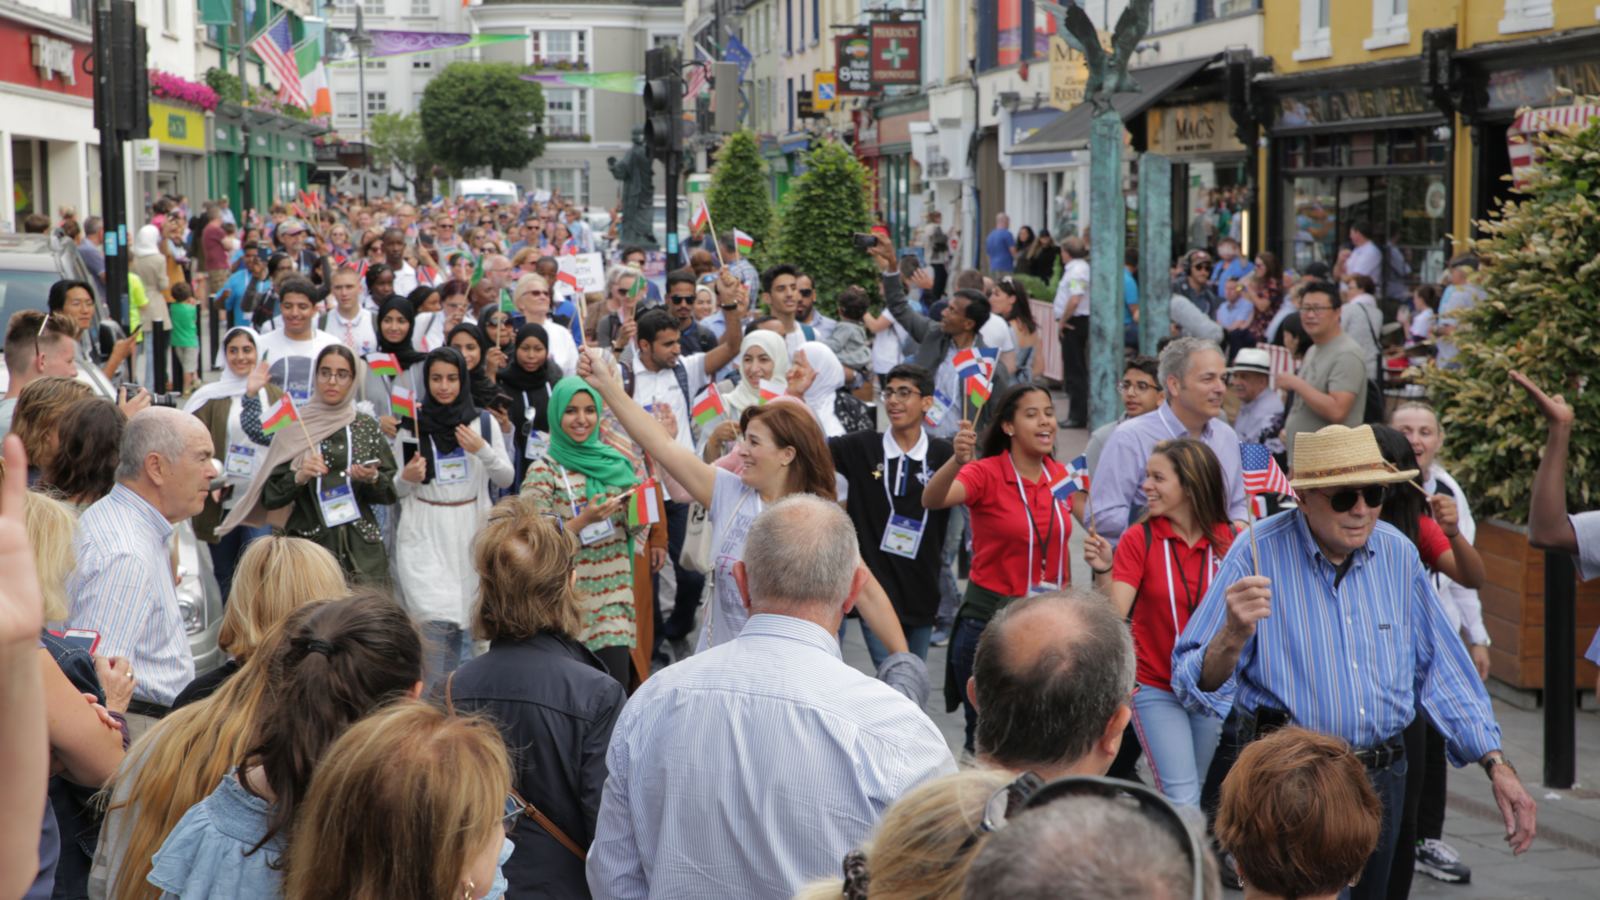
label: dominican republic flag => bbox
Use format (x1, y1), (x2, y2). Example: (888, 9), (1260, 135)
(627, 479), (663, 528)
(952, 348), (984, 383)
(691, 384), (725, 426)
(690, 200), (711, 234)
(1242, 443), (1295, 498)
(250, 14), (305, 108)
(261, 394), (298, 435)
(390, 385), (417, 420)
(1066, 454), (1091, 493)
(366, 352), (400, 378)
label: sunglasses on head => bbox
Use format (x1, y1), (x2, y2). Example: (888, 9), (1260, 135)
(1324, 484), (1388, 512)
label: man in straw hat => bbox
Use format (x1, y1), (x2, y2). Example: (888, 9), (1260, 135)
(1171, 424), (1537, 900)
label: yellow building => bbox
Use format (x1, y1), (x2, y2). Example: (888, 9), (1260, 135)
(1255, 0), (1600, 286)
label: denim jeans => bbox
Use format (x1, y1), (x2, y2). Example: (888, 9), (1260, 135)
(856, 619), (933, 669)
(206, 524), (270, 605)
(421, 620), (472, 692)
(1346, 755), (1407, 900)
(935, 505), (968, 627)
(659, 500), (706, 643)
(1130, 683), (1222, 809)
(949, 616), (988, 753)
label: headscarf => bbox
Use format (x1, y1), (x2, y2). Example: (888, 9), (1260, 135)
(498, 323), (562, 435)
(796, 341), (846, 438)
(133, 224), (162, 258)
(218, 345), (360, 535)
(446, 321), (499, 408)
(546, 376), (638, 499)
(375, 296), (426, 369)
(183, 327), (259, 414)
(416, 348), (481, 483)
(725, 330), (789, 418)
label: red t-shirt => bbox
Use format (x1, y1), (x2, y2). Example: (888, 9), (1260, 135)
(1112, 516), (1235, 692)
(958, 454), (1073, 599)
(1417, 514), (1450, 571)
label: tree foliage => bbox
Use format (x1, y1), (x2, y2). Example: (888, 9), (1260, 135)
(419, 63), (545, 178)
(367, 111), (434, 198)
(1421, 113), (1600, 524)
(772, 140), (878, 313)
(706, 131), (773, 264)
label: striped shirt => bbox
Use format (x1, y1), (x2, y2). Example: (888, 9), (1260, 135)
(1171, 510), (1501, 766)
(587, 614), (955, 900)
(67, 484), (192, 706)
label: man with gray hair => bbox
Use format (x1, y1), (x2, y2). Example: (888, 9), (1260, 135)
(968, 589), (1135, 778)
(66, 407), (215, 739)
(1089, 336), (1246, 542)
(587, 495), (955, 900)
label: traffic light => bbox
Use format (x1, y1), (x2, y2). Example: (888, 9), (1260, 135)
(642, 46), (682, 162)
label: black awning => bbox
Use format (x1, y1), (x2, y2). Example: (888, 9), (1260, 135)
(1012, 54), (1219, 153)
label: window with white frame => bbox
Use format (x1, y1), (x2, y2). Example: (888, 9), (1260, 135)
(1293, 0), (1332, 61)
(543, 88), (589, 139)
(530, 29), (587, 68)
(333, 0), (355, 12)
(335, 92), (359, 122)
(366, 91), (387, 116)
(1365, 0), (1409, 50)
(535, 167), (586, 205)
(162, 0), (175, 33)
(413, 58), (433, 70)
(1499, 0), (1554, 34)
(409, 0), (432, 14)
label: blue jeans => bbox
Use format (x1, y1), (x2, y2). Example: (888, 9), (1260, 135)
(936, 505), (968, 627)
(1347, 755), (1407, 900)
(421, 620), (472, 692)
(949, 616), (988, 753)
(207, 524), (270, 605)
(1130, 683), (1222, 809)
(856, 619), (933, 669)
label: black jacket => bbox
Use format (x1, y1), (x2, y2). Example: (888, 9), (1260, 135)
(446, 633), (626, 899)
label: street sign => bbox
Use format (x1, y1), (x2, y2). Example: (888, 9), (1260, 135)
(1049, 36), (1088, 110)
(869, 21), (921, 86)
(131, 139), (160, 172)
(814, 71), (837, 112)
(836, 33), (873, 96)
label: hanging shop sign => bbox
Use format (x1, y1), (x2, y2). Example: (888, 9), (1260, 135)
(869, 21), (921, 87)
(1148, 101), (1246, 157)
(836, 33), (873, 96)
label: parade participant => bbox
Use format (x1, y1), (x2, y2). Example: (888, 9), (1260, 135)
(382, 227), (431, 296)
(595, 267), (646, 358)
(829, 364), (952, 664)
(793, 770), (1011, 900)
(364, 262), (397, 312)
(253, 279), (340, 405)
(0, 442), (45, 900)
(446, 503), (625, 896)
(1172, 424), (1537, 900)
(184, 328), (283, 600)
(703, 329), (790, 462)
(481, 307), (516, 359)
(66, 408), (212, 736)
(794, 272), (838, 343)
(1216, 728), (1381, 900)
(146, 594), (423, 898)
(511, 274), (581, 375)
(787, 341), (873, 436)
(414, 279), (473, 353)
(11, 376), (90, 480)
(365, 296), (428, 452)
(587, 496), (954, 900)
(922, 384), (1073, 753)
(758, 262), (811, 352)
(1091, 337), (1246, 542)
(282, 702), (513, 900)
(223, 345), (398, 585)
(499, 323), (563, 488)
(519, 376), (646, 684)
(409, 282), (442, 315)
(217, 245), (271, 330)
(0, 311), (78, 437)
(171, 537), (345, 709)
(1277, 281), (1367, 455)
(1227, 347), (1285, 450)
(1084, 355), (1160, 475)
(317, 267), (378, 355)
(395, 348), (514, 682)
(1083, 439), (1234, 808)
(447, 322), (505, 408)
(38, 397), (123, 509)
(573, 349), (910, 655)
(664, 269), (717, 354)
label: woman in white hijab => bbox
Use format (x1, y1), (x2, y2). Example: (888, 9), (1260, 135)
(704, 329), (791, 461)
(788, 341), (850, 437)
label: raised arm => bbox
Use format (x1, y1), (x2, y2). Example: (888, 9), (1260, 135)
(922, 421), (974, 510)
(576, 348), (715, 507)
(698, 271), (748, 376)
(1512, 370), (1580, 553)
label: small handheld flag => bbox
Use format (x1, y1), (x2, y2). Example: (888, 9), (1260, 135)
(1047, 467), (1077, 504)
(261, 394), (299, 435)
(758, 378), (786, 403)
(390, 385), (417, 420)
(952, 348), (981, 381)
(1066, 453), (1091, 493)
(366, 352), (401, 378)
(555, 270), (579, 292)
(733, 229), (754, 253)
(627, 274), (646, 300)
(966, 374), (992, 411)
(627, 478), (664, 527)
(1241, 443), (1295, 499)
(690, 200), (711, 234)
(691, 384), (725, 426)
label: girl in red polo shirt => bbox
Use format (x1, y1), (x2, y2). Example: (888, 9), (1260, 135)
(1083, 438), (1232, 809)
(923, 384), (1078, 755)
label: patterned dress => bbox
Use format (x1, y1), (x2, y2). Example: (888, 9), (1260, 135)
(521, 455), (646, 651)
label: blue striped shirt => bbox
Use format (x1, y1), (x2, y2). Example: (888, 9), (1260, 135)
(66, 484), (192, 706)
(586, 614), (955, 900)
(1171, 510), (1501, 766)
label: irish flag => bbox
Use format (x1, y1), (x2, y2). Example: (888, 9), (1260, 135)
(690, 200), (710, 234)
(627, 479), (663, 527)
(261, 394), (298, 435)
(366, 352), (401, 378)
(391, 385), (417, 419)
(733, 228), (754, 252)
(691, 384), (725, 426)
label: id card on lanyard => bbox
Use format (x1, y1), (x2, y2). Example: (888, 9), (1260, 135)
(523, 386), (553, 462)
(879, 437), (930, 560)
(316, 426), (361, 528)
(558, 464), (616, 546)
(430, 435), (470, 485)
(1010, 454), (1067, 594)
(225, 442), (259, 477)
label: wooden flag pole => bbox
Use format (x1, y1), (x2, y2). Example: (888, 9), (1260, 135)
(289, 396), (318, 459)
(702, 203), (726, 268)
(1246, 497), (1262, 577)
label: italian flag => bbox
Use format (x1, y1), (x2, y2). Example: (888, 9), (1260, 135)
(627, 479), (663, 528)
(733, 229), (754, 253)
(758, 378), (786, 404)
(366, 352), (401, 378)
(261, 394), (299, 435)
(966, 374), (992, 411)
(391, 385), (417, 419)
(691, 384), (725, 427)
(690, 200), (711, 234)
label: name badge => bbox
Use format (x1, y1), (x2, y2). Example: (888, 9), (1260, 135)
(524, 429), (549, 462)
(435, 448), (470, 485)
(224, 442), (259, 477)
(289, 385), (312, 404)
(926, 388), (954, 426)
(318, 481), (361, 528)
(880, 513), (925, 560)
(577, 515), (617, 546)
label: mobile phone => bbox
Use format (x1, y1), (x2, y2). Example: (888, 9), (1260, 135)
(401, 441), (420, 465)
(128, 323), (143, 337)
(356, 458), (381, 468)
(56, 629), (101, 655)
(899, 254), (919, 281)
(851, 232), (879, 251)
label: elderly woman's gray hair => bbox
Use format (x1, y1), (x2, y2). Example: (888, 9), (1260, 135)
(741, 495), (860, 610)
(116, 407), (201, 482)
(1157, 337), (1223, 393)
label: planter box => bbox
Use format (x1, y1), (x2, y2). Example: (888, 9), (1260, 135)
(1477, 519), (1600, 690)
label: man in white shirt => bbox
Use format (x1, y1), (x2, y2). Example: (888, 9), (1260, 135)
(1053, 237), (1092, 428)
(1344, 221), (1382, 283)
(256, 279), (340, 403)
(1228, 347), (1286, 452)
(588, 495), (956, 900)
(383, 227), (432, 297)
(319, 267), (379, 356)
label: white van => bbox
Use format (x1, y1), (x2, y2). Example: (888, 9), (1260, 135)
(456, 178), (520, 205)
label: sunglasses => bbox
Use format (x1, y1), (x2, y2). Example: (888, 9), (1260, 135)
(798, 288), (815, 297)
(502, 792), (525, 834)
(1324, 484), (1388, 513)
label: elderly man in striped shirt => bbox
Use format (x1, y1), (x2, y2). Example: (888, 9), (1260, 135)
(66, 407), (215, 741)
(1172, 424), (1536, 900)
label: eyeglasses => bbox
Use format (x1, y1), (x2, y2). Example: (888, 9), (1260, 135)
(1119, 380), (1159, 394)
(1324, 484), (1388, 513)
(670, 294), (696, 304)
(980, 774), (1204, 900)
(882, 387), (923, 401)
(316, 368), (354, 383)
(502, 792), (525, 834)
(1299, 304), (1336, 314)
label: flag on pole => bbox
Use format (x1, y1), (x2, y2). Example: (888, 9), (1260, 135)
(627, 273), (645, 299)
(733, 229), (754, 253)
(1265, 344), (1295, 388)
(691, 384), (725, 426)
(555, 270), (579, 291)
(294, 34), (331, 115)
(390, 385), (417, 419)
(251, 14), (306, 108)
(627, 479), (664, 527)
(966, 374), (992, 411)
(952, 348), (983, 383)
(1065, 453), (1091, 493)
(1241, 443), (1295, 498)
(366, 352), (401, 378)
(758, 378), (786, 403)
(690, 200), (711, 234)
(261, 393), (299, 435)
(684, 45), (711, 100)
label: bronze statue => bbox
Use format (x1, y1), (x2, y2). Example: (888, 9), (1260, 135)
(1062, 1), (1150, 110)
(608, 126), (656, 248)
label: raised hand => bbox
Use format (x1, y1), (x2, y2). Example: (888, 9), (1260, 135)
(1223, 576), (1273, 640)
(1510, 370), (1574, 427)
(953, 420), (977, 464)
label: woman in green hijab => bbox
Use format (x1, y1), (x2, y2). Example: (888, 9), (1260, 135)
(520, 376), (647, 684)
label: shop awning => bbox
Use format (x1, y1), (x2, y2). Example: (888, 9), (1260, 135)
(1012, 54), (1218, 154)
(1508, 103), (1600, 190)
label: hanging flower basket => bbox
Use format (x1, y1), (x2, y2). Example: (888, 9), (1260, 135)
(150, 70), (220, 112)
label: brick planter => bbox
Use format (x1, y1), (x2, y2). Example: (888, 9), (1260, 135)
(1477, 519), (1600, 691)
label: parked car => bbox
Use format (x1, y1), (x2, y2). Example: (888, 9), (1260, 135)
(456, 178), (521, 206)
(0, 230), (225, 675)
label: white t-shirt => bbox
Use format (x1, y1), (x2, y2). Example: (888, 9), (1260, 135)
(978, 315), (1016, 355)
(255, 329), (341, 404)
(631, 353), (710, 500)
(700, 468), (765, 651)
(871, 320), (909, 375)
(320, 307), (380, 357)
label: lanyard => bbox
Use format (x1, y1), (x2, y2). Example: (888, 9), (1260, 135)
(882, 442), (929, 535)
(523, 383), (552, 421)
(1161, 536), (1216, 633)
(555, 462), (583, 517)
(1008, 453), (1067, 588)
(315, 425), (353, 498)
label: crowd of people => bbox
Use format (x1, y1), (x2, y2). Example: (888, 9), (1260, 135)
(0, 187), (1571, 900)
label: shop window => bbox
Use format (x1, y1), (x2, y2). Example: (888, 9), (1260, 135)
(1293, 0), (1332, 62)
(530, 30), (588, 68)
(1499, 1), (1554, 35)
(1365, 0), (1409, 50)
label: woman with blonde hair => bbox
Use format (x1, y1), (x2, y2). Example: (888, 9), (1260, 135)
(282, 701), (513, 900)
(795, 769), (1011, 900)
(169, 536), (346, 709)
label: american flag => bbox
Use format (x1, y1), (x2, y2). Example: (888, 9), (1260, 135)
(684, 45), (711, 101)
(1265, 344), (1295, 388)
(1241, 443), (1295, 499)
(252, 14), (306, 108)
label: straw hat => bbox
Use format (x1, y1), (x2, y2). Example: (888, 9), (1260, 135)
(1288, 424), (1419, 491)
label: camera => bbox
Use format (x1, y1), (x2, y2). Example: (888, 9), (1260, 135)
(851, 232), (879, 251)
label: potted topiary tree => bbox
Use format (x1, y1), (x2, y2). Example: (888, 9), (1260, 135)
(1422, 108), (1600, 691)
(706, 131), (774, 269)
(771, 140), (879, 313)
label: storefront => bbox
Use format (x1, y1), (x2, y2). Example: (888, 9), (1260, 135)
(1146, 98), (1252, 258)
(144, 102), (210, 211)
(1002, 105), (1087, 244)
(855, 100), (927, 249)
(0, 13), (96, 229)
(207, 104), (320, 215)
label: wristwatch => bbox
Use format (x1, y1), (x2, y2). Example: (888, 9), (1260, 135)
(1481, 753), (1515, 779)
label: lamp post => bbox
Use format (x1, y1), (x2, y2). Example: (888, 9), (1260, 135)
(349, 1), (374, 203)
(235, 0), (252, 214)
